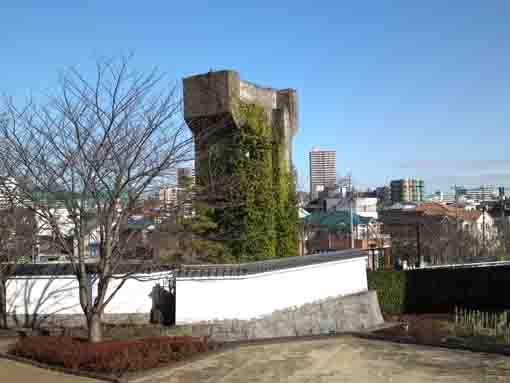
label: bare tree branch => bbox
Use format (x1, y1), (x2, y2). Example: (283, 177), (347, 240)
(0, 56), (192, 341)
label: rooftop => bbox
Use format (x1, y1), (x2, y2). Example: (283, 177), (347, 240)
(9, 249), (366, 278)
(304, 210), (374, 231)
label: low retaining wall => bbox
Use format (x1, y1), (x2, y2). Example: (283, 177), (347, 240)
(190, 290), (384, 342)
(6, 313), (150, 329)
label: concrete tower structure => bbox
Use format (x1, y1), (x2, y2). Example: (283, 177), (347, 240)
(183, 70), (298, 182)
(182, 70), (300, 260)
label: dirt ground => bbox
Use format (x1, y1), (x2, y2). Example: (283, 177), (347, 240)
(2, 335), (510, 382)
(378, 314), (453, 341)
(133, 335), (510, 383)
(0, 358), (101, 383)
(0, 337), (101, 382)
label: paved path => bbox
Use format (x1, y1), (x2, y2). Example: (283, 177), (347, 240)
(0, 337), (17, 353)
(134, 336), (510, 383)
(0, 358), (102, 383)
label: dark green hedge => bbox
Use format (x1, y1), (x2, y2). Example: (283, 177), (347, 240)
(368, 267), (510, 315)
(404, 265), (510, 313)
(367, 271), (407, 315)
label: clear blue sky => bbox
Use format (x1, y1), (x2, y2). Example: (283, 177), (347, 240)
(2, 1), (510, 193)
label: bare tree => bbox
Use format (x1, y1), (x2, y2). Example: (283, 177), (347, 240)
(298, 218), (313, 256)
(0, 57), (192, 341)
(0, 206), (37, 328)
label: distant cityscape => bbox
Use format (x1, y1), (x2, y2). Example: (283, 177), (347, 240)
(140, 144), (510, 271)
(297, 146), (510, 268)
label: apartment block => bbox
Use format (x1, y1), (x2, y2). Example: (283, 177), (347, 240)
(309, 148), (336, 199)
(390, 179), (424, 204)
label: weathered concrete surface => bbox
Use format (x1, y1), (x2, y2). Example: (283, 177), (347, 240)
(191, 290), (384, 342)
(132, 336), (510, 383)
(0, 358), (102, 383)
(183, 70), (298, 173)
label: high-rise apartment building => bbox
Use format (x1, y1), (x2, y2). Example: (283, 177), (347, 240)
(309, 148), (336, 199)
(177, 167), (195, 188)
(159, 186), (179, 207)
(158, 167), (196, 217)
(390, 179), (424, 204)
(455, 185), (497, 202)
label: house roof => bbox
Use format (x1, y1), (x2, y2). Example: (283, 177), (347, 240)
(381, 202), (484, 226)
(416, 202), (482, 222)
(126, 217), (155, 230)
(304, 210), (373, 231)
(298, 208), (310, 219)
(9, 249), (366, 277)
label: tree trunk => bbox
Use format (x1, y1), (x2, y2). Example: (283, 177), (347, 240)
(0, 279), (7, 329)
(87, 312), (103, 343)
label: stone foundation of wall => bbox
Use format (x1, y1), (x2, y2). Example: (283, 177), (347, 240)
(6, 313), (150, 329)
(189, 290), (384, 342)
(5, 291), (383, 343)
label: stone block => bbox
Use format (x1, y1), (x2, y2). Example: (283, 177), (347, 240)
(277, 320), (296, 337)
(319, 318), (337, 334)
(251, 321), (275, 339)
(190, 290), (384, 342)
(310, 320), (322, 335)
(294, 316), (313, 336)
(191, 323), (211, 337)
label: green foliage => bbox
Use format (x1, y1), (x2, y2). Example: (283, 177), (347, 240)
(197, 102), (299, 261)
(182, 202), (232, 263)
(273, 164), (299, 257)
(367, 271), (407, 315)
(156, 200), (231, 264)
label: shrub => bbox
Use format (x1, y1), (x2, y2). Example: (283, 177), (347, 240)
(367, 270), (407, 315)
(9, 335), (216, 374)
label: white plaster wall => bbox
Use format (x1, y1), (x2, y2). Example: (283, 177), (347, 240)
(6, 276), (82, 315)
(101, 272), (170, 315)
(176, 256), (368, 324)
(6, 257), (368, 324)
(7, 272), (171, 316)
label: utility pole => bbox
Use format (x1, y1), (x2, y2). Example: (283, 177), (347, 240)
(349, 172), (354, 249)
(416, 223), (421, 268)
(482, 204), (486, 253)
(453, 184), (460, 262)
(499, 187), (506, 253)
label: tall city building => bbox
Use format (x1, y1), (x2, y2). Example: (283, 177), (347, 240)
(390, 179), (424, 204)
(376, 186), (392, 206)
(177, 167), (195, 188)
(158, 168), (196, 217)
(309, 148), (336, 199)
(455, 185), (497, 202)
(159, 186), (179, 207)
